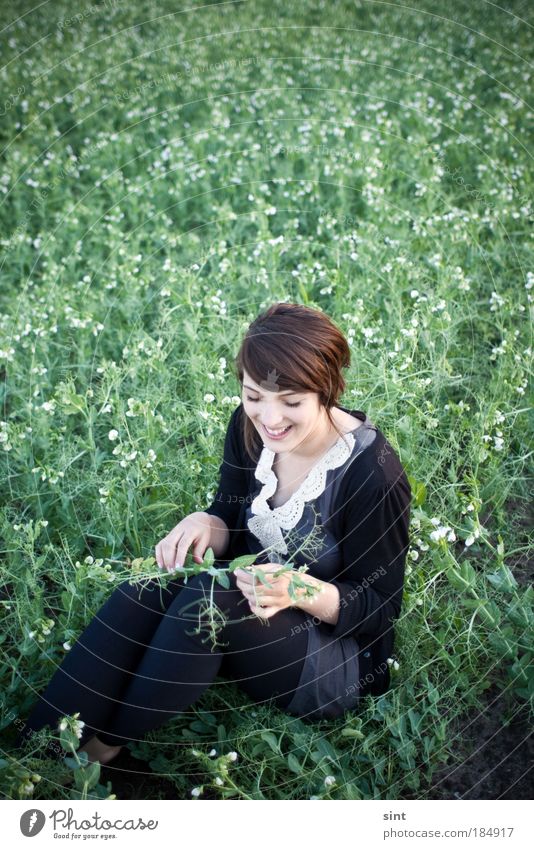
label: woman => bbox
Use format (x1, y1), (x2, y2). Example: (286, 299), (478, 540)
(17, 302), (411, 766)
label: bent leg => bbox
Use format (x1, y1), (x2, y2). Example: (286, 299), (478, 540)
(17, 575), (188, 750)
(96, 571), (311, 746)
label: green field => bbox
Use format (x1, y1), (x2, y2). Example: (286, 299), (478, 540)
(0, 0), (532, 800)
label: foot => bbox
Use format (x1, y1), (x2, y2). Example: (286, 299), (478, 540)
(78, 735), (123, 765)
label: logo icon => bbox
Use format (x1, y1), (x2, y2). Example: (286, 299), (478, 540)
(20, 809), (46, 837)
(259, 369), (280, 392)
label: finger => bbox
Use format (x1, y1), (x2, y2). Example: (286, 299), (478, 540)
(235, 569), (255, 585)
(250, 603), (277, 619)
(160, 542), (178, 572)
(172, 534), (189, 572)
(192, 541), (205, 565)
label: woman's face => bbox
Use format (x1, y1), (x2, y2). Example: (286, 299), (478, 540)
(241, 369), (329, 453)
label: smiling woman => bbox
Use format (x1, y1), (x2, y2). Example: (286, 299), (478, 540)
(17, 302), (411, 758)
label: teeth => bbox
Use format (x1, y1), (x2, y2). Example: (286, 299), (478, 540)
(265, 425), (291, 436)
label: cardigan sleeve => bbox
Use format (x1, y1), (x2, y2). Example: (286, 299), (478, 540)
(326, 470), (411, 641)
(203, 404), (250, 532)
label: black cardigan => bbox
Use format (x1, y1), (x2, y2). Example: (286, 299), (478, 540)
(204, 403), (412, 698)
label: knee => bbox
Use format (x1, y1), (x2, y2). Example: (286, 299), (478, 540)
(173, 569), (243, 618)
(111, 576), (183, 612)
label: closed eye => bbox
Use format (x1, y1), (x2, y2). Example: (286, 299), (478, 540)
(246, 395), (301, 408)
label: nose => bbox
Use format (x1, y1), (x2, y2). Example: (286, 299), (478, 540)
(260, 413), (288, 428)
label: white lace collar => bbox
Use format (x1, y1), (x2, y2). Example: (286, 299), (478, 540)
(247, 428), (360, 557)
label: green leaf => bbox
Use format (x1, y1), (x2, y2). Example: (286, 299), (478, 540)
(408, 476), (426, 506)
(407, 708), (422, 734)
(139, 502), (179, 513)
(228, 554), (258, 571)
(260, 731), (281, 755)
(60, 728), (79, 752)
(287, 753), (303, 774)
(463, 598), (501, 627)
(488, 631), (517, 659)
(253, 568), (276, 588)
(486, 564), (518, 592)
(345, 783), (362, 799)
(74, 761), (100, 791)
(215, 570), (230, 589)
(341, 727), (364, 739)
(202, 547), (215, 569)
(446, 560), (477, 591)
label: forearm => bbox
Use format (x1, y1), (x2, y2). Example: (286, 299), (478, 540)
(293, 575), (340, 626)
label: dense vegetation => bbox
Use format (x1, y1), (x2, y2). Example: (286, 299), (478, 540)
(0, 0), (532, 800)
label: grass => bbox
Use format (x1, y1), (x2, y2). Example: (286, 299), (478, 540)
(0, 0), (532, 800)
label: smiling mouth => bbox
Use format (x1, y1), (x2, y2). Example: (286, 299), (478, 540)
(262, 424), (293, 437)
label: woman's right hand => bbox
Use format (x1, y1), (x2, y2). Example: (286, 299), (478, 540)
(154, 511), (213, 573)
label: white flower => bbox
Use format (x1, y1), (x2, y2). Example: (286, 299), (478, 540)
(59, 719), (68, 731)
(265, 205), (277, 215)
(465, 535), (475, 547)
(214, 776), (224, 786)
(203, 393), (215, 403)
(191, 787), (202, 797)
(108, 429), (119, 441)
(208, 748), (217, 757)
(227, 751), (238, 762)
(324, 775), (336, 787)
(393, 660), (400, 671)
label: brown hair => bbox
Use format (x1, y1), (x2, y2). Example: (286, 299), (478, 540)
(234, 302), (352, 464)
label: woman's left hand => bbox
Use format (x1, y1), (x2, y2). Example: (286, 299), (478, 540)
(234, 563), (301, 619)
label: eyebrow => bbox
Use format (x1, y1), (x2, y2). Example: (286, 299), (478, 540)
(243, 384), (301, 396)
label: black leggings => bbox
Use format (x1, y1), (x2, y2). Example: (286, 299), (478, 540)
(18, 568), (312, 749)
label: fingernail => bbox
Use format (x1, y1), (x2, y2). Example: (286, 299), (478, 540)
(174, 562), (182, 571)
